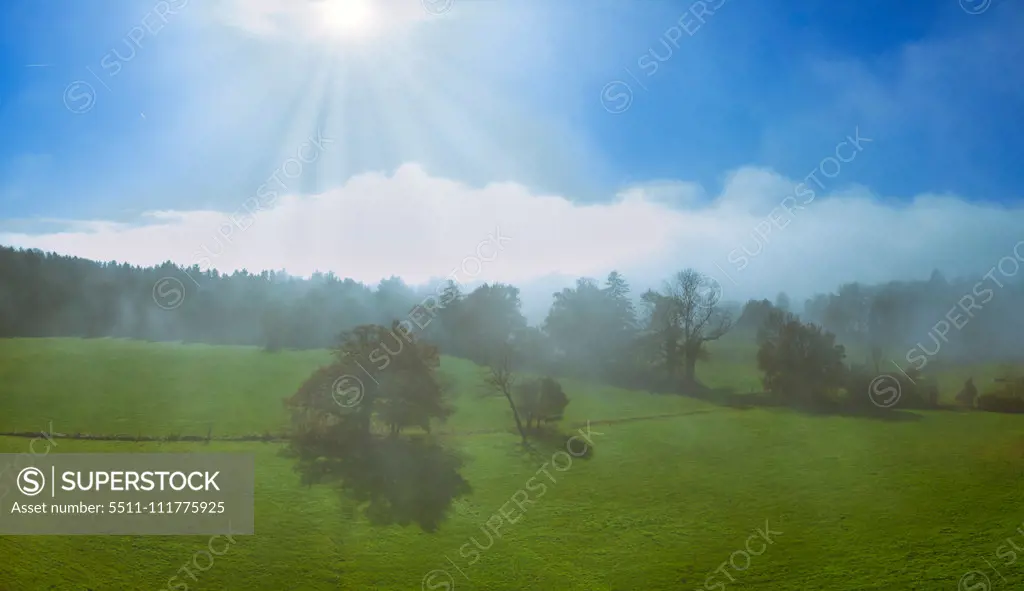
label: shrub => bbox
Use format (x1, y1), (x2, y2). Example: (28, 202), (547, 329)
(844, 365), (939, 410)
(977, 394), (1024, 413)
(977, 373), (1024, 413)
(513, 377), (570, 430)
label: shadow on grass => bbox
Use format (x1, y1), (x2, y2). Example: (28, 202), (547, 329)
(287, 434), (472, 533)
(495, 425), (599, 465)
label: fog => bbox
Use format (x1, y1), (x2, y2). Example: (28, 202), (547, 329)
(1, 243), (1020, 375)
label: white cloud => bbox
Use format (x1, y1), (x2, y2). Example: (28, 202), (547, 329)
(2, 163), (1021, 317)
(0, 163), (677, 287)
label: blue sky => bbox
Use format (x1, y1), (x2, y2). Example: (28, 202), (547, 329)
(1, 0), (1022, 319)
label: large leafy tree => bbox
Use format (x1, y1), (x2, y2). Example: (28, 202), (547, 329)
(439, 283), (527, 364)
(285, 323), (467, 531)
(543, 271), (638, 377)
(545, 277), (606, 369)
(756, 310), (846, 406)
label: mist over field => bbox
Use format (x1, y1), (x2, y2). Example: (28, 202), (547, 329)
(1, 0), (1024, 590)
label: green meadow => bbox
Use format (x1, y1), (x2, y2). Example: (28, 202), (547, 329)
(1, 337), (1023, 590)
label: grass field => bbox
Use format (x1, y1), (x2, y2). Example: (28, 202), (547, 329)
(2, 337), (1024, 590)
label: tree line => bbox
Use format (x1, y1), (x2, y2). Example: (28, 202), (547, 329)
(1, 244), (1022, 391)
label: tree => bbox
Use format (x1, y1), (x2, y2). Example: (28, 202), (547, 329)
(802, 293), (829, 326)
(821, 283), (870, 344)
(545, 278), (604, 371)
(600, 271), (640, 377)
(507, 326), (556, 373)
(373, 276), (418, 326)
(514, 377), (570, 430)
(458, 283), (528, 364)
(482, 345), (528, 444)
(774, 292), (791, 313)
(639, 289), (683, 378)
(602, 271), (638, 339)
(955, 377), (978, 407)
(735, 299), (775, 331)
(287, 323), (453, 436)
(866, 284), (914, 355)
(756, 310), (847, 407)
(426, 280), (464, 354)
(284, 323), (467, 531)
(543, 271), (638, 378)
(640, 269), (732, 388)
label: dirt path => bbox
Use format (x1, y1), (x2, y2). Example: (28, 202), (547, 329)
(445, 408), (718, 437)
(0, 409), (722, 444)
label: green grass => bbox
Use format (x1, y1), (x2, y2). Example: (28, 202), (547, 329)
(0, 338), (711, 438)
(1, 337), (1024, 589)
(0, 338), (329, 437)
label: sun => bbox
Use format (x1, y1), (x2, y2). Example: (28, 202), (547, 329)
(316, 0), (381, 41)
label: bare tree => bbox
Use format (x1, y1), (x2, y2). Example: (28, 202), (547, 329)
(644, 269), (732, 387)
(482, 345), (528, 444)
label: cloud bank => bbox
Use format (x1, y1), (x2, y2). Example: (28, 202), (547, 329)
(1, 162), (1021, 319)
